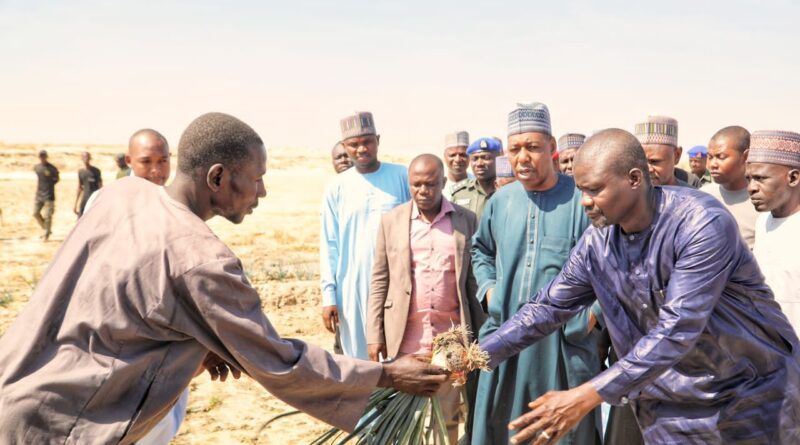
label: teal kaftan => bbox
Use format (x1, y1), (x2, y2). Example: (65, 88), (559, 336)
(471, 175), (602, 444)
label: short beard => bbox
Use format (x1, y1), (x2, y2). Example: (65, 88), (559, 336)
(591, 216), (609, 228)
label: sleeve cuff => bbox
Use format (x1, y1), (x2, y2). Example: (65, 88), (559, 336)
(322, 288), (337, 307)
(589, 363), (637, 405)
(480, 331), (509, 370)
(477, 280), (496, 303)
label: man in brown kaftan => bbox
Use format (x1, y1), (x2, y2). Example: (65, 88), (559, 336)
(0, 112), (446, 445)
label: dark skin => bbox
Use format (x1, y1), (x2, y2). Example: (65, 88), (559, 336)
(342, 134), (381, 174)
(39, 152), (53, 169)
(495, 176), (517, 189)
(115, 155), (128, 170)
(444, 145), (469, 183)
(643, 143), (681, 186)
(708, 136), (748, 191)
(507, 132), (559, 192)
(127, 132), (171, 186)
(507, 129), (655, 444)
(469, 151), (497, 195)
(166, 143), (448, 396)
(331, 143), (352, 174)
(368, 155), (445, 362)
(558, 148), (577, 176)
(746, 162), (800, 218)
(688, 156), (707, 178)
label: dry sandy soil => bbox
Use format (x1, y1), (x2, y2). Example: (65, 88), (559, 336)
(0, 143), (410, 445)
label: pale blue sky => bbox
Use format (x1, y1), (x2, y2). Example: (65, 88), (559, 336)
(0, 0), (797, 153)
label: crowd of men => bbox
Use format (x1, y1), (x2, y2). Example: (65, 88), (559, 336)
(6, 104), (799, 444)
(321, 106), (800, 444)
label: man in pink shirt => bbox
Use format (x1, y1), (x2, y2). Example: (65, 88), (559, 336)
(367, 154), (486, 444)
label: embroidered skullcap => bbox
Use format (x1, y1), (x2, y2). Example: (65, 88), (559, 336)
(340, 111), (376, 140)
(445, 131), (469, 148)
(466, 137), (503, 155)
(687, 145), (708, 158)
(634, 115), (679, 147)
(508, 102), (552, 136)
(557, 133), (585, 153)
(748, 131), (800, 169)
(495, 156), (514, 177)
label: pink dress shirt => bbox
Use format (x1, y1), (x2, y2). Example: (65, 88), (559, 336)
(399, 199), (461, 355)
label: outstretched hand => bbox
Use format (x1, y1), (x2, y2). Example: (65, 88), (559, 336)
(378, 354), (449, 397)
(508, 382), (602, 444)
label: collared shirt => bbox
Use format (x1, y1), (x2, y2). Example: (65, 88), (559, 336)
(481, 186), (800, 443)
(399, 199), (460, 354)
(701, 170), (712, 185)
(451, 178), (493, 219)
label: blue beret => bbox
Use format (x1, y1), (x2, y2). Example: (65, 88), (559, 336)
(687, 145), (708, 157)
(467, 137), (503, 155)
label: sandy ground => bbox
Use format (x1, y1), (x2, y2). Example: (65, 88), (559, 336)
(0, 143), (410, 444)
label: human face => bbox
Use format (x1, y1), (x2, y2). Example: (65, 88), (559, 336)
(642, 144), (677, 186)
(409, 160), (444, 215)
(342, 135), (380, 173)
(81, 151), (91, 165)
(507, 132), (557, 191)
(115, 156), (127, 169)
(444, 146), (468, 179)
(746, 162), (799, 215)
(688, 156), (707, 177)
(707, 138), (747, 189)
(127, 142), (171, 186)
(210, 144), (268, 224)
(558, 148), (577, 176)
(469, 151), (497, 181)
(331, 145), (352, 174)
(574, 160), (641, 229)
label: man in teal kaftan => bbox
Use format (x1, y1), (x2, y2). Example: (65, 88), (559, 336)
(471, 102), (601, 444)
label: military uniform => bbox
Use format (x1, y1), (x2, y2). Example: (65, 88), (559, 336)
(450, 178), (493, 220)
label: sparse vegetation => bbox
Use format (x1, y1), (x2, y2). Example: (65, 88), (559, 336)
(0, 290), (12, 308)
(206, 395), (224, 411)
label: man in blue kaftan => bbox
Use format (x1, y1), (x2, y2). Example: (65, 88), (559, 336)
(471, 102), (602, 445)
(483, 128), (800, 445)
(320, 112), (410, 359)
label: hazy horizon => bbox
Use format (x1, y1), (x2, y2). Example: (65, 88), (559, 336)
(1, 0), (798, 154)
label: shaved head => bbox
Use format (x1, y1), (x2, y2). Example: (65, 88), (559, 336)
(710, 126), (750, 153)
(408, 153), (445, 216)
(127, 128), (171, 185)
(129, 129), (168, 153)
(573, 129), (654, 232)
(409, 153), (444, 177)
(576, 129), (651, 187)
